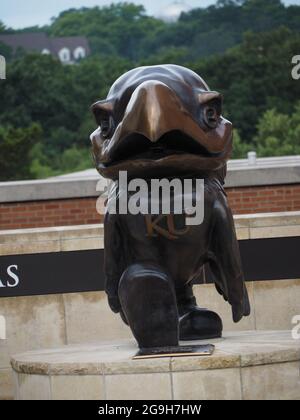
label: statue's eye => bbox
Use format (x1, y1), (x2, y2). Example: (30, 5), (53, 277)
(203, 106), (219, 129)
(197, 92), (222, 130)
(99, 113), (115, 139)
(199, 98), (222, 130)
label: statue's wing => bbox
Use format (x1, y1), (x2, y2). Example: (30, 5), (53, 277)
(215, 164), (227, 186)
(208, 189), (250, 323)
(104, 212), (125, 312)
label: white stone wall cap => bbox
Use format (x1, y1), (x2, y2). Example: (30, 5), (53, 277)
(0, 156), (300, 203)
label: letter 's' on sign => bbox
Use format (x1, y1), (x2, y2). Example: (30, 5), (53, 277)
(0, 265), (20, 288)
(7, 265), (20, 287)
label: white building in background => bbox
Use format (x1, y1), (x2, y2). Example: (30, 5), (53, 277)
(58, 47), (71, 63)
(0, 33), (90, 64)
(74, 46), (87, 61)
(41, 48), (51, 55)
(156, 1), (192, 23)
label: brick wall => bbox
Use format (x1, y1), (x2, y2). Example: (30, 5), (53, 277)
(227, 184), (300, 214)
(1, 184), (300, 230)
(0, 198), (103, 230)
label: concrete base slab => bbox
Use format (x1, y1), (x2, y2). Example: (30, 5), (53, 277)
(11, 331), (300, 400)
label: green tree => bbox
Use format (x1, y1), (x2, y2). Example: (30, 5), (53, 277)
(254, 104), (300, 156)
(30, 144), (92, 178)
(0, 42), (12, 60)
(49, 3), (164, 61)
(1, 2), (300, 181)
(0, 21), (6, 33)
(0, 52), (133, 179)
(191, 27), (300, 142)
(140, 47), (191, 66)
(231, 130), (254, 158)
(0, 124), (42, 181)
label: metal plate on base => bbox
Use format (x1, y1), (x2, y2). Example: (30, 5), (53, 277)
(133, 344), (215, 360)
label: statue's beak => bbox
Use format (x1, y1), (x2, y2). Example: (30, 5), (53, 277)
(116, 80), (191, 143)
(90, 80), (233, 181)
(96, 80), (231, 164)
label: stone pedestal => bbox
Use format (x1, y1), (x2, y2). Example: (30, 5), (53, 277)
(11, 331), (300, 400)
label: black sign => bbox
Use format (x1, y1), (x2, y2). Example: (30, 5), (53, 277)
(0, 250), (104, 298)
(0, 237), (300, 298)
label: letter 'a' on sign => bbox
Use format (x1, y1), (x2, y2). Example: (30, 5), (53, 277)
(0, 315), (6, 340)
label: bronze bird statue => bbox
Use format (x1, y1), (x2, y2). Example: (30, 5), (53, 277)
(91, 64), (250, 350)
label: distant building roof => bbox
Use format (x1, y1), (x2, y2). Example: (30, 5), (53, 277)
(48, 36), (90, 56)
(0, 32), (90, 62)
(0, 33), (49, 53)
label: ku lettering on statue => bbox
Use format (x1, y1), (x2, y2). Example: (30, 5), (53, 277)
(145, 214), (190, 240)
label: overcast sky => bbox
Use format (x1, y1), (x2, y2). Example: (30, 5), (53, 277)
(1, 0), (300, 29)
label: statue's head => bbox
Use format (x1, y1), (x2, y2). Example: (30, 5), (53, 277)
(90, 64), (232, 180)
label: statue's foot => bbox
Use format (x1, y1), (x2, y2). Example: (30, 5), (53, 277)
(179, 307), (223, 341)
(119, 263), (179, 348)
(175, 284), (223, 340)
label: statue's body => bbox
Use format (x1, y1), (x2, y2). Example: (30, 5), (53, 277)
(91, 65), (250, 350)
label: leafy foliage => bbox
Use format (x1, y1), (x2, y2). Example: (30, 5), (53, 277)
(254, 103), (300, 156)
(44, 1), (300, 61)
(0, 41), (12, 60)
(0, 53), (132, 180)
(0, 21), (7, 33)
(0, 124), (42, 181)
(191, 27), (300, 142)
(0, 1), (300, 180)
(48, 3), (165, 61)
